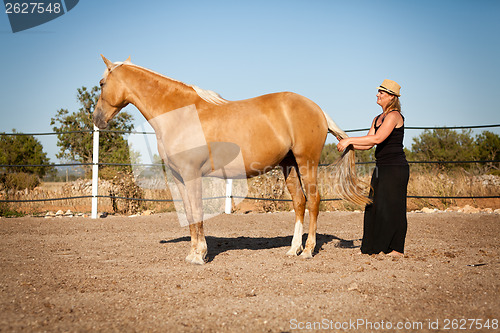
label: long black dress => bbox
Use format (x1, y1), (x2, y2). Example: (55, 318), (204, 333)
(360, 111), (410, 255)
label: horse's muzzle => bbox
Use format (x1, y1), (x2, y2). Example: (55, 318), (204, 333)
(93, 108), (108, 129)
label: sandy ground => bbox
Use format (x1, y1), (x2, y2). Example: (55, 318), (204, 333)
(0, 211), (499, 332)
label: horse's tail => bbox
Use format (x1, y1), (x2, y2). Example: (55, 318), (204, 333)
(322, 111), (372, 206)
(331, 147), (372, 206)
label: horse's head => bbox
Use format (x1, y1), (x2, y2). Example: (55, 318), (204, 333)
(93, 55), (131, 129)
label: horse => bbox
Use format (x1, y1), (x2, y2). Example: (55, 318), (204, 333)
(94, 55), (370, 265)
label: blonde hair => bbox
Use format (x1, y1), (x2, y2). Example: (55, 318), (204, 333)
(385, 95), (402, 113)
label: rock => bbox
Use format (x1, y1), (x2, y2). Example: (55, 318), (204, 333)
(421, 207), (436, 214)
(45, 211), (55, 218)
(64, 210), (73, 217)
(347, 282), (359, 291)
(55, 210), (64, 217)
(461, 205), (480, 214)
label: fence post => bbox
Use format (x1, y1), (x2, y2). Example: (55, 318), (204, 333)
(225, 179), (233, 214)
(91, 125), (99, 219)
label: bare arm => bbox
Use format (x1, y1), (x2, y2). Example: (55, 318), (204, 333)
(352, 144), (374, 150)
(352, 119), (376, 150)
(337, 112), (402, 152)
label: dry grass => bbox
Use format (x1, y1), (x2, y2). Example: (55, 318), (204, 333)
(406, 168), (500, 211)
(1, 167), (498, 216)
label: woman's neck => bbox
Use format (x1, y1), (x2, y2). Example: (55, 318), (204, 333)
(382, 108), (398, 114)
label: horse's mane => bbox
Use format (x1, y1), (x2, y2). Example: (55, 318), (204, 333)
(104, 61), (228, 106)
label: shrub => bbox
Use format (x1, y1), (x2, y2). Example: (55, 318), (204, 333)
(0, 172), (40, 191)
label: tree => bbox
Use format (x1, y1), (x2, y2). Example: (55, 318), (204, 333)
(475, 131), (500, 161)
(0, 130), (52, 177)
(409, 128), (475, 169)
(320, 143), (341, 165)
(474, 131), (500, 173)
(50, 86), (134, 168)
(50, 86), (144, 213)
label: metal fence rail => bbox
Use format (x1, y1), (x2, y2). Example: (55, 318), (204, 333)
(1, 125), (500, 213)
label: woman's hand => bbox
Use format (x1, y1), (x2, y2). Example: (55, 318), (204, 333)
(337, 138), (351, 152)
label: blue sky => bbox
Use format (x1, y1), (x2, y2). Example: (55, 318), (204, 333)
(1, 0), (499, 162)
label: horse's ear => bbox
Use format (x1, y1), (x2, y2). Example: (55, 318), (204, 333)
(101, 54), (114, 70)
(124, 56), (131, 64)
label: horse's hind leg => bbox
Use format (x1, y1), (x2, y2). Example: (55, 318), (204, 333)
(280, 156), (306, 256)
(297, 161), (320, 259)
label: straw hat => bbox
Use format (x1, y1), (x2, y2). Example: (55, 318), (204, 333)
(377, 79), (401, 97)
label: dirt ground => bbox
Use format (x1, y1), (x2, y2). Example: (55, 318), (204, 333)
(0, 211), (499, 332)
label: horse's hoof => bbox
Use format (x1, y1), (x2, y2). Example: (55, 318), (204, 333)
(186, 251), (205, 264)
(299, 250), (313, 259)
(189, 255), (205, 265)
(286, 245), (303, 256)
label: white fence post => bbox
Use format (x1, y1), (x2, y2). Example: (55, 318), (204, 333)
(225, 179), (233, 214)
(91, 125), (99, 219)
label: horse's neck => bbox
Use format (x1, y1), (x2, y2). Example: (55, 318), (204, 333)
(123, 65), (200, 121)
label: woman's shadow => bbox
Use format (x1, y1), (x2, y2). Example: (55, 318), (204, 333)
(160, 233), (360, 262)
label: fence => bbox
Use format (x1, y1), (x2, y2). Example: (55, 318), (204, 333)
(1, 124), (499, 218)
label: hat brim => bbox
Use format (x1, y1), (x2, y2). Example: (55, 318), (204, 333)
(377, 86), (400, 97)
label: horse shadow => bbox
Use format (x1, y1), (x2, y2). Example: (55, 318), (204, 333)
(160, 233), (360, 262)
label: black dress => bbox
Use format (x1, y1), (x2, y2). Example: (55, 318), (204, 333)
(361, 112), (410, 255)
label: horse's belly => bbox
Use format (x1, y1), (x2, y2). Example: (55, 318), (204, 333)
(203, 139), (288, 179)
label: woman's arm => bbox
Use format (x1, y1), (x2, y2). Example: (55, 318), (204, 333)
(352, 144), (374, 150)
(337, 112), (401, 152)
(352, 120), (377, 149)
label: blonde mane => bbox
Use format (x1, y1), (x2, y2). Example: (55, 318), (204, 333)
(103, 60), (229, 106)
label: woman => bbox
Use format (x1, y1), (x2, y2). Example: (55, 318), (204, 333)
(337, 79), (409, 256)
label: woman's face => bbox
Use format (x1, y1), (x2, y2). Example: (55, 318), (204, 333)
(376, 90), (394, 110)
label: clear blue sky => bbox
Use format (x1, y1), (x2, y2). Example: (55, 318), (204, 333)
(1, 0), (499, 162)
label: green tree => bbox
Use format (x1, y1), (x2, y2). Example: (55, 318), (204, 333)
(474, 131), (500, 174)
(409, 128), (475, 169)
(50, 86), (144, 213)
(50, 86), (134, 169)
(320, 143), (341, 165)
(0, 130), (52, 177)
(475, 131), (500, 161)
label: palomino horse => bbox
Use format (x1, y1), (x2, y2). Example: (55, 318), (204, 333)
(94, 55), (369, 264)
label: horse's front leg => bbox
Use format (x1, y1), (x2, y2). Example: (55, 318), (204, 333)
(181, 173), (207, 265)
(188, 222), (207, 265)
(172, 174), (206, 264)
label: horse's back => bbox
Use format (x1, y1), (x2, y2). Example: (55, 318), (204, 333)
(199, 91), (328, 176)
(247, 91), (329, 158)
